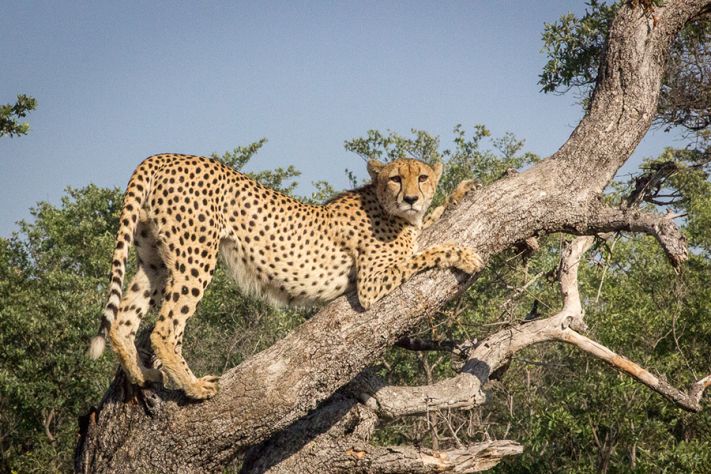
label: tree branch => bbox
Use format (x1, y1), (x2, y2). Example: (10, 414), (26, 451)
(349, 369), (486, 419)
(242, 393), (522, 473)
(341, 441), (524, 474)
(579, 203), (688, 269)
(555, 329), (710, 412)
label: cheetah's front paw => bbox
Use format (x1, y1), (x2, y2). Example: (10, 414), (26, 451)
(447, 179), (479, 206)
(184, 375), (220, 400)
(451, 246), (484, 274)
(434, 244), (484, 274)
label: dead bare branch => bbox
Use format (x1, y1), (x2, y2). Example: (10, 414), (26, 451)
(349, 369), (486, 419)
(571, 204), (688, 269)
(462, 235), (708, 413)
(555, 330), (710, 412)
(41, 408), (55, 443)
(342, 441), (524, 474)
(242, 394), (522, 473)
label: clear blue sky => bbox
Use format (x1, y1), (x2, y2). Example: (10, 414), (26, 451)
(0, 1), (684, 236)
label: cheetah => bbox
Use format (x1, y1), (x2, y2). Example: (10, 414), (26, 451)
(88, 154), (483, 399)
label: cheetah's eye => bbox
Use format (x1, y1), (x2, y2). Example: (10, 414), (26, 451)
(418, 175), (428, 182)
(389, 176), (402, 184)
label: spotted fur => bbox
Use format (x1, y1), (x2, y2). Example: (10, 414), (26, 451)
(88, 154), (482, 399)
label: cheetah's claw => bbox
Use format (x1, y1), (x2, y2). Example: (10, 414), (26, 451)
(184, 375), (220, 400)
(455, 247), (484, 274)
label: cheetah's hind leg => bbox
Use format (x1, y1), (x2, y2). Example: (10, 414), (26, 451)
(108, 220), (166, 386)
(149, 232), (220, 400)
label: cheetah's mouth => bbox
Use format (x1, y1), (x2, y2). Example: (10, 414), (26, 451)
(400, 207), (420, 215)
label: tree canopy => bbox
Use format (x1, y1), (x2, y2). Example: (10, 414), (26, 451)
(0, 94), (37, 138)
(540, 0), (711, 136)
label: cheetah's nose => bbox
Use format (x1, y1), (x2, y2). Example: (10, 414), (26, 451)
(403, 195), (419, 205)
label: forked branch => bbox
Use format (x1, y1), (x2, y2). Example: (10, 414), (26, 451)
(580, 203), (689, 269)
(353, 230), (702, 427)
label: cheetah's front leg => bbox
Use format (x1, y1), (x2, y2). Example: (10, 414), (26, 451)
(356, 244), (484, 310)
(423, 179), (478, 229)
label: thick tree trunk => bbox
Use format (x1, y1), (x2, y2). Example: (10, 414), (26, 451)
(75, 1), (711, 472)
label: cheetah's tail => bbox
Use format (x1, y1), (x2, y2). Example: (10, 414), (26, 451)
(87, 159), (152, 360)
(87, 332), (107, 360)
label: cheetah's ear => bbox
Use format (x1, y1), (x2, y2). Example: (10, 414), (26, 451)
(367, 159), (386, 182)
(432, 162), (444, 184)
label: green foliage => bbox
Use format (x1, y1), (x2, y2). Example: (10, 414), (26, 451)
(540, 1), (711, 133)
(539, 1), (616, 97)
(344, 128), (442, 164)
(305, 180), (338, 204)
(0, 94), (37, 138)
(0, 185), (121, 472)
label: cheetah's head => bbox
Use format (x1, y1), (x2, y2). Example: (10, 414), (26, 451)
(367, 158), (443, 225)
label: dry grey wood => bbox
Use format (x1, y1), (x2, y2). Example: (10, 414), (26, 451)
(241, 394), (522, 473)
(350, 368), (487, 419)
(75, 1), (711, 472)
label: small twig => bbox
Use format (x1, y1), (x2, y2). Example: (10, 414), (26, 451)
(41, 407), (56, 443)
(442, 409), (465, 448)
(595, 235), (618, 304)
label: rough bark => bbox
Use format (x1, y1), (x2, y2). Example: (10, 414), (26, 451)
(242, 395), (522, 473)
(76, 1), (711, 472)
